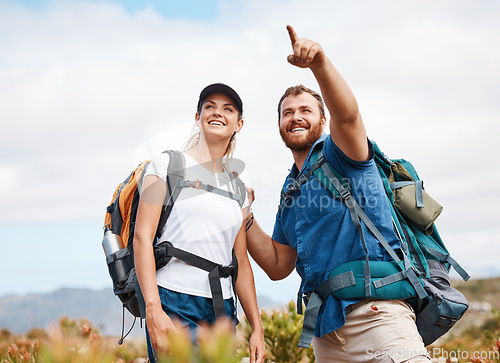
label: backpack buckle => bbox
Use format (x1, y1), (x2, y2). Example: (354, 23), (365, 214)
(411, 265), (424, 277)
(289, 179), (300, 192)
(339, 188), (351, 200)
(188, 180), (203, 189)
(303, 291), (312, 306)
(289, 174), (307, 193)
(219, 265), (235, 278)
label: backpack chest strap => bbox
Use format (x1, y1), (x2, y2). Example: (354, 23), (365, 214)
(178, 179), (243, 207)
(278, 157), (325, 214)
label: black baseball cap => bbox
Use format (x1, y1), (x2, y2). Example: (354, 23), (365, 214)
(197, 83), (243, 115)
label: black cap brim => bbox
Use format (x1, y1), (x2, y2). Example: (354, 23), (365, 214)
(197, 83), (243, 115)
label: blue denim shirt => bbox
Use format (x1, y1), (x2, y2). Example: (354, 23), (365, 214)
(272, 134), (401, 338)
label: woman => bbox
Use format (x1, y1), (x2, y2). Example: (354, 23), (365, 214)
(134, 83), (266, 362)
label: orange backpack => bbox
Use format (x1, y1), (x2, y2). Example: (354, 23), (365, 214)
(104, 159), (151, 249)
(102, 150), (246, 343)
(103, 150), (185, 319)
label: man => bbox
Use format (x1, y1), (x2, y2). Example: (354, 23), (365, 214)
(245, 26), (430, 362)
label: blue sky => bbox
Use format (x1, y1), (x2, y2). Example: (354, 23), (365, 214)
(91, 0), (219, 18)
(4, 0), (221, 18)
(1, 0), (499, 305)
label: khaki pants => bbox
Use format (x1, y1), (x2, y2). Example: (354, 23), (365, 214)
(312, 299), (431, 363)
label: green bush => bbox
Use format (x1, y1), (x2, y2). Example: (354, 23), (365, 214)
(238, 300), (315, 363)
(26, 328), (48, 341)
(5, 302), (500, 362)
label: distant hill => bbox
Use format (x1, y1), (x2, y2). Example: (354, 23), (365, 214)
(0, 287), (281, 338)
(447, 277), (500, 337)
(453, 276), (500, 309)
(0, 277), (497, 340)
(0, 287), (135, 337)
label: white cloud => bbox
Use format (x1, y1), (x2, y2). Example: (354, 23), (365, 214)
(0, 0), (499, 296)
(0, 165), (17, 191)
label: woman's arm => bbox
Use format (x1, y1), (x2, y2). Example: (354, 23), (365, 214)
(234, 222), (267, 363)
(134, 174), (177, 353)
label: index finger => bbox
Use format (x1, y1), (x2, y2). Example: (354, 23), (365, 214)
(286, 25), (298, 45)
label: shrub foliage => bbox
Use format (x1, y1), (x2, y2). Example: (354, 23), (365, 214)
(1, 304), (499, 362)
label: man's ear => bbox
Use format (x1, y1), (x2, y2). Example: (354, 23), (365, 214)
(321, 115), (327, 130)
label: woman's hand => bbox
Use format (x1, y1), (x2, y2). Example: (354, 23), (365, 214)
(246, 186), (255, 209)
(146, 305), (178, 353)
(244, 186), (255, 224)
(249, 327), (267, 363)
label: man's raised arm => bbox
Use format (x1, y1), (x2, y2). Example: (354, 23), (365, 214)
(286, 25), (369, 161)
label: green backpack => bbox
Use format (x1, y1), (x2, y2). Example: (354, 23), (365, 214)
(280, 141), (470, 348)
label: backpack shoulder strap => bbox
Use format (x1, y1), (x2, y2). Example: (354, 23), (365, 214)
(155, 150), (185, 239)
(309, 146), (349, 200)
(278, 141), (332, 215)
(227, 169), (246, 208)
(314, 148), (425, 294)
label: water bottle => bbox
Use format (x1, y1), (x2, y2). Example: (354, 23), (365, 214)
(102, 225), (123, 256)
(102, 225), (127, 285)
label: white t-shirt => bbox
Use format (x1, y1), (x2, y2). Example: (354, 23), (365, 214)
(143, 152), (245, 299)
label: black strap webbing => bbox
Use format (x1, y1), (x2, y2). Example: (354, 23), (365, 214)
(158, 242), (237, 319)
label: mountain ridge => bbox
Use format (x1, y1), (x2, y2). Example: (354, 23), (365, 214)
(0, 287), (280, 337)
(1, 277), (499, 339)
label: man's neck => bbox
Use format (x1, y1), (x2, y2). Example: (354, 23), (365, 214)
(292, 149), (310, 173)
(290, 134), (326, 172)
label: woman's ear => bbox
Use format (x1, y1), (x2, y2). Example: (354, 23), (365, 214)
(195, 112), (200, 126)
(233, 118), (244, 134)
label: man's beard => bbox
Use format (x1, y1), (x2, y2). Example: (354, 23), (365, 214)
(279, 122), (323, 152)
